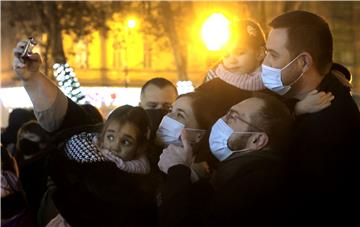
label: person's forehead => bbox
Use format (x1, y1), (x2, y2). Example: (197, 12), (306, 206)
(107, 121), (139, 137)
(232, 98), (264, 118)
(173, 96), (192, 110)
(267, 28), (289, 52)
(22, 132), (41, 140)
(173, 96), (198, 126)
(142, 84), (177, 102)
(22, 131), (38, 137)
(228, 39), (252, 52)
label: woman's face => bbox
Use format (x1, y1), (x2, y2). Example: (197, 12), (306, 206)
(101, 121), (140, 161)
(167, 96), (200, 129)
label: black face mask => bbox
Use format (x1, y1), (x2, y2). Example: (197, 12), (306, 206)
(19, 139), (40, 156)
(145, 108), (170, 140)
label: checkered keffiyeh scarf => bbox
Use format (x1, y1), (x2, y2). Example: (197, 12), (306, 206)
(64, 132), (151, 175)
(65, 132), (106, 163)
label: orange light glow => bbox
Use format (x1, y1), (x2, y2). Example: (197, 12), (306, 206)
(201, 13), (230, 51)
(127, 19), (137, 29)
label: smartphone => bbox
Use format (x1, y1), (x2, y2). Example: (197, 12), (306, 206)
(21, 37), (37, 58)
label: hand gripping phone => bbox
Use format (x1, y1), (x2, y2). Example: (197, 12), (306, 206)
(21, 37), (37, 58)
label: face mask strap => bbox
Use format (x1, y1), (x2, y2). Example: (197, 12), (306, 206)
(184, 128), (207, 145)
(289, 71), (304, 87)
(184, 128), (206, 133)
(226, 131), (260, 153)
(278, 54), (306, 91)
(231, 131), (263, 135)
(282, 54), (302, 71)
(231, 147), (252, 154)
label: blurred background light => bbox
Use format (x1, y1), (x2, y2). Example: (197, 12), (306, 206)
(201, 13), (230, 51)
(176, 80), (194, 95)
(0, 86), (143, 126)
(127, 19), (137, 29)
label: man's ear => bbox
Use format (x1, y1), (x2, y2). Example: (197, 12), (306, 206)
(300, 52), (313, 73)
(249, 132), (268, 151)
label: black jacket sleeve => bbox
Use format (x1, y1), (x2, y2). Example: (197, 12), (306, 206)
(158, 165), (214, 227)
(56, 98), (96, 133)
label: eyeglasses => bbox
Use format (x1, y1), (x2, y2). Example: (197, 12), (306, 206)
(225, 111), (265, 132)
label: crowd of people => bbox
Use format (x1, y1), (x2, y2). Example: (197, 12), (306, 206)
(2, 10), (360, 227)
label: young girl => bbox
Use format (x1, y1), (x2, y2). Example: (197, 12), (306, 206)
(64, 105), (151, 174)
(205, 19), (266, 90)
(204, 19), (334, 115)
(46, 105), (157, 227)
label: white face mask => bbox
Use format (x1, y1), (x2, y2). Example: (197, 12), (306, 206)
(156, 115), (184, 146)
(156, 116), (206, 146)
(209, 118), (258, 161)
(261, 54), (304, 95)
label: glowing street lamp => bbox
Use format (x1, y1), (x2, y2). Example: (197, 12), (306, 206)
(201, 13), (230, 51)
(127, 19), (137, 29)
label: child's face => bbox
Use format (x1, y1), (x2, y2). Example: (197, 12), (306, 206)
(223, 45), (264, 74)
(101, 121), (140, 161)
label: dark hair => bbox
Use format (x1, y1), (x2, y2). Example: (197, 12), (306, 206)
(251, 93), (294, 152)
(140, 77), (177, 97)
(16, 120), (49, 143)
(233, 19), (266, 49)
(176, 92), (210, 130)
(194, 79), (254, 130)
(177, 79), (257, 130)
(99, 105), (150, 146)
(1, 108), (36, 146)
(15, 120), (50, 158)
(190, 79), (254, 166)
(269, 10), (333, 75)
(331, 62), (352, 89)
(81, 104), (103, 124)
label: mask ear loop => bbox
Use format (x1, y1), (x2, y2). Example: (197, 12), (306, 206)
(282, 54), (302, 71)
(289, 72), (304, 86)
(227, 131), (264, 152)
(281, 54), (306, 87)
(183, 128), (207, 145)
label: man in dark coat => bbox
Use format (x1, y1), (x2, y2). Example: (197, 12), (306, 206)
(158, 94), (294, 227)
(261, 10), (360, 225)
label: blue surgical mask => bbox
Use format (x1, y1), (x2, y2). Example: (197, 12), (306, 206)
(156, 115), (207, 147)
(156, 115), (184, 146)
(261, 55), (304, 95)
(209, 118), (257, 161)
